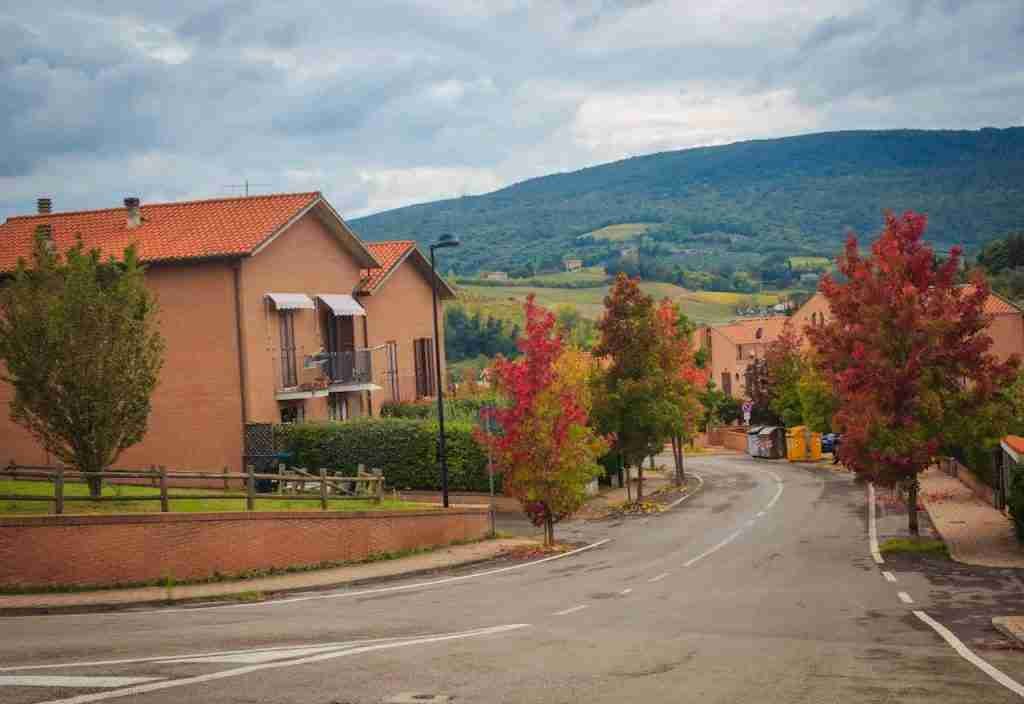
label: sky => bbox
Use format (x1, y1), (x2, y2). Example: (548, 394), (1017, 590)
(1, 0), (1022, 221)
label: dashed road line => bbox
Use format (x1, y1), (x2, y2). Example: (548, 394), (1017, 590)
(882, 571), (897, 583)
(647, 573), (669, 583)
(897, 591), (914, 604)
(619, 588), (633, 595)
(553, 605), (589, 616)
(915, 610), (1024, 698)
(868, 483), (884, 564)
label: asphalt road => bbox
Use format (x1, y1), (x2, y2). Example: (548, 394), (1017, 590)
(3, 453), (1024, 703)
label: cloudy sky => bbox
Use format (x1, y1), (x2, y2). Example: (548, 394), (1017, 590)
(1, 0), (1022, 221)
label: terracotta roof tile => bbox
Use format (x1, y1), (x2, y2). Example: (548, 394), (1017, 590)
(961, 284), (1021, 315)
(713, 316), (789, 346)
(359, 240), (417, 292)
(0, 192), (320, 272)
(1004, 435), (1024, 456)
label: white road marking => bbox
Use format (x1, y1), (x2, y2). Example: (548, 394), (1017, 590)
(133, 538), (612, 615)
(30, 625), (530, 704)
(915, 610), (1024, 698)
(0, 636), (423, 673)
(553, 605), (589, 616)
(666, 472), (705, 509)
(898, 591), (914, 604)
(868, 483), (884, 564)
(0, 676), (163, 688)
(683, 471), (784, 568)
(882, 571), (897, 583)
(647, 572), (669, 583)
(164, 644), (351, 664)
(619, 588), (633, 595)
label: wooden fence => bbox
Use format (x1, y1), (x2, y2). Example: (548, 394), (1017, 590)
(0, 463), (383, 515)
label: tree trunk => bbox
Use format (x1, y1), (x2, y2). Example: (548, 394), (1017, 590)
(679, 440), (686, 485)
(625, 462), (632, 503)
(86, 471), (102, 499)
(907, 478), (920, 536)
(544, 512), (554, 547)
(637, 463), (644, 501)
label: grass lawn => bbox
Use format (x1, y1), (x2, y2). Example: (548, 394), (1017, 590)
(878, 537), (949, 557)
(0, 479), (431, 515)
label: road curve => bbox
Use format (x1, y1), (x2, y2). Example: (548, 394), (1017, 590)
(2, 453), (1021, 704)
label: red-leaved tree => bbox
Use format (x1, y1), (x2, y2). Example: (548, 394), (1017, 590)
(807, 212), (1019, 533)
(481, 295), (608, 545)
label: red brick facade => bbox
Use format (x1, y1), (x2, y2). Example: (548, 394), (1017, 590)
(0, 508), (488, 588)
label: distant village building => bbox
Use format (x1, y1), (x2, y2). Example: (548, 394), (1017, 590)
(619, 246), (638, 258)
(564, 258), (583, 272)
(482, 271), (509, 281)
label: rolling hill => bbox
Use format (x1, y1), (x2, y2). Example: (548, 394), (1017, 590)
(349, 128), (1024, 274)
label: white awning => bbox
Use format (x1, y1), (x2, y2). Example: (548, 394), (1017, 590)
(317, 294), (366, 317)
(265, 292), (315, 310)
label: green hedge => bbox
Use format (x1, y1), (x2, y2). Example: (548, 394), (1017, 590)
(1010, 465), (1024, 541)
(275, 418), (500, 493)
(380, 398), (493, 424)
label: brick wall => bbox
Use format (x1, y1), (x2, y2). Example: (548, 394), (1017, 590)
(0, 508), (489, 588)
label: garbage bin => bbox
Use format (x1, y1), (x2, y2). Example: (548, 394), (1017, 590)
(786, 426), (807, 462)
(747, 426), (764, 457)
(807, 432), (823, 461)
(758, 426), (786, 459)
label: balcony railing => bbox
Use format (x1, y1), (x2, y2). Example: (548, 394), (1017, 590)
(327, 348), (373, 388)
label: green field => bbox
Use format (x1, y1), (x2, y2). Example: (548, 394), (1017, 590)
(527, 266), (608, 285)
(0, 480), (428, 515)
(458, 282), (786, 326)
(581, 223), (657, 241)
(788, 256), (831, 272)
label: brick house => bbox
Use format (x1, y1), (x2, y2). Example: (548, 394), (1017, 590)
(698, 317), (789, 398)
(791, 289), (1023, 363)
(0, 192), (454, 473)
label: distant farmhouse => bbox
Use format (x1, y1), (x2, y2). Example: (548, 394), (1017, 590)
(563, 258), (583, 272)
(481, 271), (509, 281)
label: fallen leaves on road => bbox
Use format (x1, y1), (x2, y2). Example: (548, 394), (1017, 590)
(502, 542), (572, 560)
(609, 501), (668, 516)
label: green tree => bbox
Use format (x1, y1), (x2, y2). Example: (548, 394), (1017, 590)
(763, 322), (804, 427)
(797, 360), (837, 433)
(0, 235), (165, 497)
(591, 274), (675, 500)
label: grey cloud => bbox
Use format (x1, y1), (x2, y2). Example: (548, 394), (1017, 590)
(802, 14), (875, 50)
(176, 1), (252, 46)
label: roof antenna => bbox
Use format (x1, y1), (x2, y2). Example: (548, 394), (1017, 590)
(224, 179), (272, 196)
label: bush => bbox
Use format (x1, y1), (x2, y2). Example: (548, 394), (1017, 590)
(380, 398), (493, 424)
(1010, 465), (1024, 541)
(275, 418), (499, 493)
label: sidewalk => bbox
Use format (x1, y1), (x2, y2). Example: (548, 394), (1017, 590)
(920, 466), (1024, 568)
(0, 537), (536, 613)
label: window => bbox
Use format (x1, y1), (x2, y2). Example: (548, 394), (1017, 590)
(721, 371), (732, 396)
(737, 344), (743, 361)
(279, 402), (304, 424)
(385, 341), (399, 402)
(279, 310), (297, 388)
(413, 337), (436, 398)
(755, 327), (763, 340)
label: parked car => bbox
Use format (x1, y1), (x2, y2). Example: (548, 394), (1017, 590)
(822, 433), (841, 454)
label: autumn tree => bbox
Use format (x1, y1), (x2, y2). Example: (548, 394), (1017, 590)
(482, 295), (607, 545)
(0, 235), (164, 497)
(591, 275), (669, 500)
(652, 299), (705, 484)
(797, 358), (837, 433)
(807, 212), (1018, 534)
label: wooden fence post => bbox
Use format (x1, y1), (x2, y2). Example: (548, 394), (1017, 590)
(54, 466), (64, 515)
(223, 466), (229, 492)
(159, 466), (169, 513)
(150, 464), (158, 488)
(246, 465), (255, 510)
(319, 468), (328, 510)
(375, 477), (382, 504)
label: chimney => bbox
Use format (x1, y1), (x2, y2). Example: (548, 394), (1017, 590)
(37, 197), (52, 214)
(124, 197), (142, 229)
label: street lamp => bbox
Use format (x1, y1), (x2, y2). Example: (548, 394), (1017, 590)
(430, 233), (459, 508)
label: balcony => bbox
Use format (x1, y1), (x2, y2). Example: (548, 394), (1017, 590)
(327, 348), (381, 393)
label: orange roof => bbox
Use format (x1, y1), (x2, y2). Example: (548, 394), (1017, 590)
(713, 316), (789, 346)
(1004, 435), (1024, 456)
(360, 240), (417, 291)
(961, 284), (1021, 315)
(0, 192), (323, 271)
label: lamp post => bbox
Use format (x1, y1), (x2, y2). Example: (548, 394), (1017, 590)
(429, 233), (459, 508)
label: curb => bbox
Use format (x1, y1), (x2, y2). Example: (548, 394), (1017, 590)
(0, 541), (542, 617)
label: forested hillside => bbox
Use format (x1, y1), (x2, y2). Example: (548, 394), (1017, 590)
(350, 128), (1024, 274)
